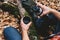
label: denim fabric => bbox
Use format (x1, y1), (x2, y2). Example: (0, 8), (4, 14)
(47, 11), (60, 34)
(3, 27), (22, 40)
(34, 16), (52, 37)
(54, 21), (60, 34)
(33, 13), (59, 36)
(48, 13), (60, 34)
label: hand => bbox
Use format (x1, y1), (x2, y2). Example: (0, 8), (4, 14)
(37, 2), (53, 17)
(50, 35), (60, 40)
(20, 18), (32, 31)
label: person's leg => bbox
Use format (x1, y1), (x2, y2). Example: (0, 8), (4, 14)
(34, 16), (51, 37)
(34, 13), (58, 37)
(54, 11), (60, 34)
(54, 21), (60, 34)
(3, 26), (22, 40)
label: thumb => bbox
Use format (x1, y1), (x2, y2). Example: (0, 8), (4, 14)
(27, 22), (32, 26)
(40, 11), (49, 17)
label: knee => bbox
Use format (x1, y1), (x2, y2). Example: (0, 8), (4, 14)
(3, 26), (22, 40)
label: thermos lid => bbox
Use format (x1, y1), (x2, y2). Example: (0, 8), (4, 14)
(23, 16), (30, 24)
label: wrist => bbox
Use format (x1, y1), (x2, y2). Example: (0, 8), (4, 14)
(22, 30), (28, 35)
(22, 29), (28, 32)
(50, 9), (56, 14)
(22, 30), (28, 33)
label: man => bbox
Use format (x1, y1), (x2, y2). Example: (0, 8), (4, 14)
(3, 3), (60, 40)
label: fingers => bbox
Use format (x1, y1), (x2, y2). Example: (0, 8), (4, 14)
(40, 11), (49, 17)
(37, 2), (44, 9)
(20, 17), (24, 24)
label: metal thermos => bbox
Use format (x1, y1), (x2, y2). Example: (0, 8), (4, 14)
(23, 16), (31, 24)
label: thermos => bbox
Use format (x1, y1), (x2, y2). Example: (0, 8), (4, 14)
(32, 6), (43, 16)
(23, 16), (31, 24)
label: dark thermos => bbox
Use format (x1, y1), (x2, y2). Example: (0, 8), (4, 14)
(23, 16), (31, 24)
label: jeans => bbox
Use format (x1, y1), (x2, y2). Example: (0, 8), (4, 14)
(54, 21), (60, 34)
(34, 13), (60, 37)
(48, 13), (60, 34)
(3, 26), (22, 40)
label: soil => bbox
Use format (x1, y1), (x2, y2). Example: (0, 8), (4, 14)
(0, 10), (20, 40)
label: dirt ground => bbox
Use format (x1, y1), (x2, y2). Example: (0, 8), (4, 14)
(0, 10), (20, 40)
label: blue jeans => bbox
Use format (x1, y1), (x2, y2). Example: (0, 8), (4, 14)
(34, 14), (60, 36)
(48, 14), (60, 34)
(3, 27), (22, 40)
(54, 21), (60, 34)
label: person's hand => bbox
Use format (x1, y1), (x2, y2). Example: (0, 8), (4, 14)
(20, 18), (32, 31)
(50, 35), (60, 40)
(37, 2), (53, 17)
